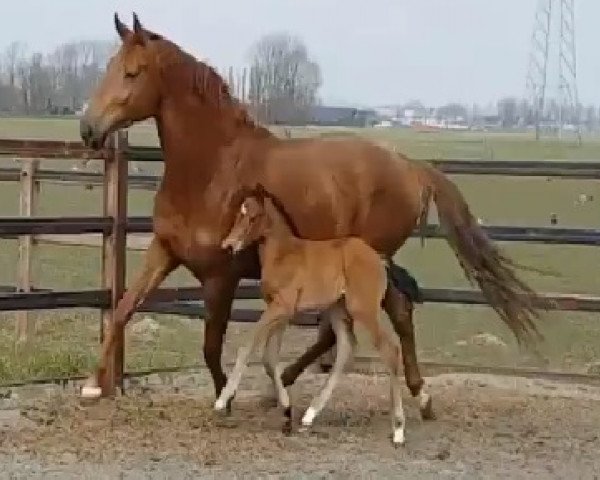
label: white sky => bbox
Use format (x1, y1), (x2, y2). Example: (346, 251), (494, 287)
(2, 0), (599, 107)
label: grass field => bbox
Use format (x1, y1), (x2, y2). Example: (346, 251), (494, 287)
(0, 117), (599, 385)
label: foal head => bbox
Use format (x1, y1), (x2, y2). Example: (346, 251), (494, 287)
(222, 185), (270, 254)
(222, 184), (294, 254)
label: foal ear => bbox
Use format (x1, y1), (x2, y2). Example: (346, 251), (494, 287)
(114, 13), (131, 41)
(254, 183), (267, 202)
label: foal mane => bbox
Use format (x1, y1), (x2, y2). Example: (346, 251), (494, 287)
(239, 185), (300, 237)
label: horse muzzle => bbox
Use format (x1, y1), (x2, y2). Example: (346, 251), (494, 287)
(80, 118), (108, 151)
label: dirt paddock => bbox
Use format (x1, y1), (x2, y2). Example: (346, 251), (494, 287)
(0, 368), (599, 479)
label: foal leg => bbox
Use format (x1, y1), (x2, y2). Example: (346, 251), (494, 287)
(346, 296), (406, 446)
(389, 357), (406, 446)
(262, 326), (285, 406)
(383, 287), (433, 420)
(301, 306), (353, 429)
(280, 317), (336, 387)
(215, 305), (289, 411)
(81, 237), (176, 398)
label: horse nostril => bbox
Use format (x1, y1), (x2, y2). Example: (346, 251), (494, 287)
(80, 120), (94, 144)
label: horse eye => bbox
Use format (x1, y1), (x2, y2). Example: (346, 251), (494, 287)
(124, 71), (139, 79)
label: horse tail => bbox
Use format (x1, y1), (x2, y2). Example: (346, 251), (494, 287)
(415, 162), (546, 346)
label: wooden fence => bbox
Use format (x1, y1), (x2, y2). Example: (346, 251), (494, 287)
(1, 133), (600, 388)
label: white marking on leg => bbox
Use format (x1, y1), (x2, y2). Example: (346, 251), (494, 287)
(393, 427), (405, 446)
(301, 406), (316, 426)
(390, 364), (406, 446)
(303, 306), (353, 427)
(420, 389), (431, 411)
(80, 376), (101, 399)
(80, 386), (102, 399)
(214, 307), (289, 411)
(214, 345), (251, 411)
(273, 363), (290, 408)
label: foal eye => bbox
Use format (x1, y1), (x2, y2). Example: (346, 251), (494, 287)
(124, 71), (139, 79)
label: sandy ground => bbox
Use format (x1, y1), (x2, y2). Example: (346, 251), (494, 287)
(0, 368), (599, 479)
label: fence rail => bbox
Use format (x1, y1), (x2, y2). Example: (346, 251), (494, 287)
(0, 217), (599, 244)
(0, 136), (599, 387)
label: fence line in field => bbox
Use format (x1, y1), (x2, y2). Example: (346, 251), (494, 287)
(0, 134), (599, 387)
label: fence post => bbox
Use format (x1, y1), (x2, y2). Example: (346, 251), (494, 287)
(101, 130), (128, 394)
(16, 159), (39, 342)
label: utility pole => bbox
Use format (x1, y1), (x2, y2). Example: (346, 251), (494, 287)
(525, 0), (581, 144)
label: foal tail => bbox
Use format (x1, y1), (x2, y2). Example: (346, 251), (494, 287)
(415, 162), (547, 347)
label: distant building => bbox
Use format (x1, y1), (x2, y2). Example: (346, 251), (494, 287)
(307, 105), (378, 127)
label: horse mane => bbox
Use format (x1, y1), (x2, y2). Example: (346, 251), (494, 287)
(146, 34), (268, 133)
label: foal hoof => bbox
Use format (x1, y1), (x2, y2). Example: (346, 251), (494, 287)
(420, 394), (435, 421)
(392, 429), (406, 447)
(214, 396), (234, 417)
(281, 406), (293, 436)
(300, 406), (316, 431)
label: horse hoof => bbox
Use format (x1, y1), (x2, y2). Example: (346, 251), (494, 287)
(420, 394), (435, 421)
(80, 386), (102, 399)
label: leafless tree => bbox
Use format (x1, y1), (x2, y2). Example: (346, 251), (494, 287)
(0, 39), (115, 114)
(248, 32), (321, 124)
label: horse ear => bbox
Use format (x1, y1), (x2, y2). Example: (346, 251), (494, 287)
(114, 13), (131, 40)
(132, 12), (150, 45)
(132, 12), (143, 33)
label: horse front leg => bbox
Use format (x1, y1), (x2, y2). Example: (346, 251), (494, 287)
(202, 275), (238, 406)
(81, 237), (177, 398)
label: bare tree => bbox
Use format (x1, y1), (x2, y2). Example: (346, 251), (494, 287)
(2, 41), (26, 87)
(497, 97), (518, 127)
(248, 32), (322, 124)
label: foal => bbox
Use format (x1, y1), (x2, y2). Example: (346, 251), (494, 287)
(214, 185), (407, 445)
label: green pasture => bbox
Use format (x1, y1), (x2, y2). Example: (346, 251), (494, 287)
(0, 117), (598, 384)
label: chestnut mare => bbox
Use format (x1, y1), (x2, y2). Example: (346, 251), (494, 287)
(79, 14), (543, 416)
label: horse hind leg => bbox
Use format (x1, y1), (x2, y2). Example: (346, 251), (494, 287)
(280, 316), (336, 387)
(300, 304), (353, 429)
(382, 284), (434, 420)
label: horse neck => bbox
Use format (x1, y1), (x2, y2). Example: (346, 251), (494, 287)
(154, 69), (274, 188)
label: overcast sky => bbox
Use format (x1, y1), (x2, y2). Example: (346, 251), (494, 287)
(2, 0), (599, 107)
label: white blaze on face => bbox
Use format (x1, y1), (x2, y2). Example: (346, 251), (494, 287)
(240, 202), (248, 215)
